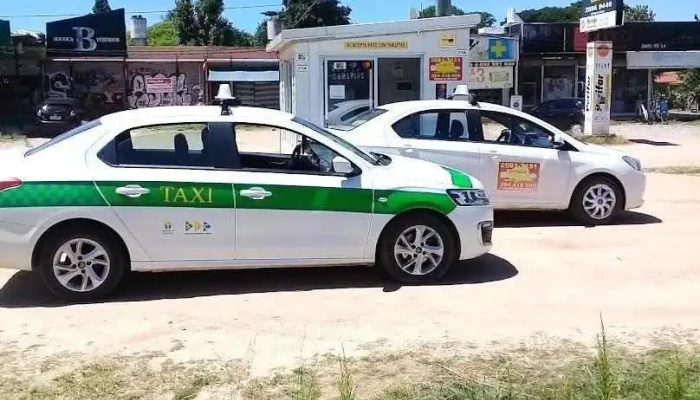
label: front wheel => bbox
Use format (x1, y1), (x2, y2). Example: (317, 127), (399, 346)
(36, 230), (126, 301)
(569, 177), (623, 225)
(378, 214), (457, 284)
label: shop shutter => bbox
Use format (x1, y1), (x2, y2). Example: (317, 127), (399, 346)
(233, 82), (280, 110)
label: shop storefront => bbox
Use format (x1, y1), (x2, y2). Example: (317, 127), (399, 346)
(466, 35), (518, 106)
(267, 15), (480, 126)
(509, 21), (700, 116)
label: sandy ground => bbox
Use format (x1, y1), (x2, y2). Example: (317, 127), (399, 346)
(0, 122), (699, 376)
(607, 121), (700, 168)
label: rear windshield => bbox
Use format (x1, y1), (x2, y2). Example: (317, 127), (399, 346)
(329, 107), (387, 131)
(24, 120), (101, 157)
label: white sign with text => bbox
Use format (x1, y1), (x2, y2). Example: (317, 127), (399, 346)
(584, 42), (613, 136)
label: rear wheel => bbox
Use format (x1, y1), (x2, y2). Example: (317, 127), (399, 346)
(570, 176), (623, 225)
(378, 214), (457, 283)
(36, 230), (125, 301)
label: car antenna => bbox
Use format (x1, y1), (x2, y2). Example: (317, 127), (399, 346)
(451, 84), (478, 106)
(215, 84), (237, 116)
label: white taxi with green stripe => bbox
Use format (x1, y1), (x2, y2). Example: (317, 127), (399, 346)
(0, 103), (493, 301)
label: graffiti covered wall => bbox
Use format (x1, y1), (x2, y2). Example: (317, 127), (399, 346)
(44, 61), (125, 118)
(127, 62), (202, 109)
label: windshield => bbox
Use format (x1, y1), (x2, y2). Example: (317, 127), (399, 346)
(329, 107), (387, 131)
(292, 116), (379, 165)
(25, 120), (101, 157)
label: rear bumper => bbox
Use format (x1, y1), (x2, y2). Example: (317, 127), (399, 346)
(448, 205), (494, 260)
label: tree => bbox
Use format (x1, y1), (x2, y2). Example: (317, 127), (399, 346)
(92, 0), (112, 14)
(678, 69), (700, 110)
(253, 20), (269, 47)
(519, 1), (582, 22)
(148, 20), (178, 46)
(624, 5), (656, 22)
(280, 0), (351, 29)
(195, 0), (229, 46)
(418, 5), (495, 29)
(172, 0), (198, 45)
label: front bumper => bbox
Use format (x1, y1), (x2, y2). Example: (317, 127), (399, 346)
(447, 205), (494, 260)
(0, 220), (35, 271)
(621, 170), (646, 210)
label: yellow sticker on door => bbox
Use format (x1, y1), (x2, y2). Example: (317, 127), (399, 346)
(498, 162), (540, 191)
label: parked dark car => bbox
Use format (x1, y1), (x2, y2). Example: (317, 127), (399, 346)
(35, 98), (87, 137)
(529, 98), (584, 134)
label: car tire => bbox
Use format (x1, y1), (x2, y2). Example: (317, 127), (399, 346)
(378, 213), (457, 284)
(569, 176), (623, 226)
(36, 228), (126, 301)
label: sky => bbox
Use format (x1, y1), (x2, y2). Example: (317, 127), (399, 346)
(1, 0), (697, 35)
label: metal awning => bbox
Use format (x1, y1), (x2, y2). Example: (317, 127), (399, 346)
(208, 70), (279, 82)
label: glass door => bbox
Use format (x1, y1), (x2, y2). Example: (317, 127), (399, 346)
(324, 59), (375, 127)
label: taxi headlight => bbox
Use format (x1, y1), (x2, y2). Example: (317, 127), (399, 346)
(447, 189), (490, 206)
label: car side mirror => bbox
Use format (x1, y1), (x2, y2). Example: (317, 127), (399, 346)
(552, 133), (565, 149)
(332, 156), (356, 175)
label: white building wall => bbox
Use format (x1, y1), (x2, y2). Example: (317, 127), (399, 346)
(280, 28), (472, 126)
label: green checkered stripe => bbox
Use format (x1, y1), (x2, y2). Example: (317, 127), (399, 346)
(0, 182), (106, 208)
(0, 181), (457, 215)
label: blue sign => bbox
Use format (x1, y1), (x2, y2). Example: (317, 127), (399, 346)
(488, 38), (515, 60)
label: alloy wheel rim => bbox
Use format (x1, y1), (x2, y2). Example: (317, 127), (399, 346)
(583, 184), (617, 220)
(394, 225), (444, 276)
(52, 238), (111, 293)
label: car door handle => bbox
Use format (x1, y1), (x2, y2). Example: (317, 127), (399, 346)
(115, 185), (150, 198)
(240, 187), (272, 200)
(487, 150), (499, 160)
(404, 148), (414, 154)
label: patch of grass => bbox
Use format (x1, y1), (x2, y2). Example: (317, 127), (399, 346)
(580, 135), (630, 145)
(338, 345), (357, 400)
(645, 166), (700, 176)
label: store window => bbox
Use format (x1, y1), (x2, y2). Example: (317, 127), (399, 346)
(543, 66), (575, 101)
(325, 60), (374, 127)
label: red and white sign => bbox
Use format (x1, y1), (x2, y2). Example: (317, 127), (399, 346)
(145, 77), (174, 94)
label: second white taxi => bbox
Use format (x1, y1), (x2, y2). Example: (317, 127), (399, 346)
(0, 100), (493, 301)
(329, 96), (646, 225)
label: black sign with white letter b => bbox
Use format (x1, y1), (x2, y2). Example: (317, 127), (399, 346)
(46, 9), (126, 57)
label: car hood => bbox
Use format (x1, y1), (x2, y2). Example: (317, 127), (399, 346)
(576, 142), (628, 157)
(373, 154), (483, 191)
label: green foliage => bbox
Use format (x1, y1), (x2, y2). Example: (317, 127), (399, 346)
(254, 21), (269, 47)
(624, 5), (656, 22)
(280, 0), (352, 29)
(418, 5), (496, 29)
(92, 0), (112, 14)
(147, 20), (178, 46)
(171, 0), (254, 46)
(678, 69), (700, 109)
(519, 1), (583, 22)
(172, 0), (198, 45)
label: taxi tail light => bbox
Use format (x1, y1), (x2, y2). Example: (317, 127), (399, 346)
(0, 178), (22, 192)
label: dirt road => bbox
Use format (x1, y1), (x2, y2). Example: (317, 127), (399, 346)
(1, 172), (699, 376)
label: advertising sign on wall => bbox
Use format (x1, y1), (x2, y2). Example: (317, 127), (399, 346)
(580, 0), (624, 33)
(469, 65), (513, 89)
(429, 57), (463, 81)
(343, 40), (408, 50)
(145, 77), (175, 94)
(584, 42), (613, 136)
(46, 9), (127, 57)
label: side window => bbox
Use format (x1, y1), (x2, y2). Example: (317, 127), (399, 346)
(392, 110), (469, 141)
(100, 123), (219, 168)
(477, 111), (554, 149)
(234, 123), (347, 175)
(340, 106), (370, 122)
